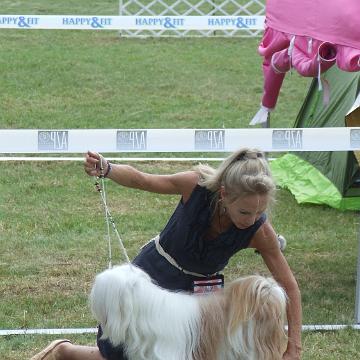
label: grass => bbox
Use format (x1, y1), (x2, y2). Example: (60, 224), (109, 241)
(0, 31), (309, 130)
(0, 1), (309, 130)
(1, 162), (360, 358)
(1, 1), (360, 359)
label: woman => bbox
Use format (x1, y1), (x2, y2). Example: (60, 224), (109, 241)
(31, 148), (302, 360)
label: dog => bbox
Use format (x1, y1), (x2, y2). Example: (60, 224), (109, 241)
(90, 264), (287, 360)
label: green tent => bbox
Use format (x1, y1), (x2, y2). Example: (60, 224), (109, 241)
(271, 67), (360, 211)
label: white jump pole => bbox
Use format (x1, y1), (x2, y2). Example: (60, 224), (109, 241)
(2, 325), (360, 336)
(356, 216), (360, 324)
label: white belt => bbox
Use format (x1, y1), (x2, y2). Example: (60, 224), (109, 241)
(153, 235), (213, 278)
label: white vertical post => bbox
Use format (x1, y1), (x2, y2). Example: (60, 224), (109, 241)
(118, 0), (123, 36)
(119, 0), (123, 15)
(355, 215), (360, 323)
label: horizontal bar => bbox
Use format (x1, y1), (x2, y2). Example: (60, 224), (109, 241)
(2, 324), (360, 336)
(0, 128), (359, 153)
(0, 157), (228, 162)
(0, 328), (97, 336)
(0, 15), (264, 31)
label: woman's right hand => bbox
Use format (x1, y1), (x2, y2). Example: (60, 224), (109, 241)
(84, 151), (108, 177)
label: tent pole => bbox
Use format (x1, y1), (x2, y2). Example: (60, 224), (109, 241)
(355, 213), (360, 324)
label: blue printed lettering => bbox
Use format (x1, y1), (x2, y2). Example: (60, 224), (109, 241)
(135, 17), (183, 28)
(0, 16), (39, 26)
(62, 17), (110, 27)
(164, 17), (176, 29)
(208, 17), (256, 28)
(91, 17), (103, 28)
(0, 17), (17, 25)
(18, 16), (31, 28)
(235, 17), (248, 28)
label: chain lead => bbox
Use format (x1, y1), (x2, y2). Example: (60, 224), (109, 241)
(94, 158), (130, 267)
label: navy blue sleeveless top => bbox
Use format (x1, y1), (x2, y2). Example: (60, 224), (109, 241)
(159, 184), (266, 274)
(133, 184), (266, 291)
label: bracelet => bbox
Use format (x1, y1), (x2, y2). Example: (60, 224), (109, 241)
(103, 160), (112, 178)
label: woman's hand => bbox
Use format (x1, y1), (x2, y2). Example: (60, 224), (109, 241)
(283, 346), (301, 360)
(84, 151), (108, 177)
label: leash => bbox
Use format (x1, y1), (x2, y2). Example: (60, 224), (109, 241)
(94, 158), (130, 268)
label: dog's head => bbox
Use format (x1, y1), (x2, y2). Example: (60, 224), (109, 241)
(90, 264), (152, 346)
(224, 275), (288, 360)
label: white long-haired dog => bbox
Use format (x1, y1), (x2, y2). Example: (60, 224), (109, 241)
(90, 264), (287, 360)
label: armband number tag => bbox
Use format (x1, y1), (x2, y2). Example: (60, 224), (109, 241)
(192, 274), (224, 294)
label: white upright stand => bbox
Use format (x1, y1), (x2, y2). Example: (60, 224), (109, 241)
(118, 0), (123, 36)
(355, 217), (360, 324)
(345, 94), (360, 324)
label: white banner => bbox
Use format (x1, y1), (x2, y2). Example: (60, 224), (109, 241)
(0, 128), (359, 153)
(0, 15), (265, 30)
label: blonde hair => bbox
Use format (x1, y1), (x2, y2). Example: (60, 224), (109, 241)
(195, 148), (276, 203)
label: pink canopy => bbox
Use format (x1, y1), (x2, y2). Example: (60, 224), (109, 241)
(251, 0), (360, 125)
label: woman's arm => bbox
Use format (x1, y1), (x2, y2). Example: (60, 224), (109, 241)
(84, 151), (199, 200)
(250, 222), (302, 359)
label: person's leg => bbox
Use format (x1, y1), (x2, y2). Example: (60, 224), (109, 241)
(30, 341), (105, 360)
(31, 327), (128, 360)
(56, 343), (105, 360)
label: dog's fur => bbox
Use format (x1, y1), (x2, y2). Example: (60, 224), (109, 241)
(90, 264), (287, 360)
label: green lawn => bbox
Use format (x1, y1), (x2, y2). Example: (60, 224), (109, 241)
(1, 1), (360, 359)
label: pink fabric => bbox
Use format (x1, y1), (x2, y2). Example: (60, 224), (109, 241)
(270, 39), (337, 77)
(262, 55), (286, 109)
(259, 28), (339, 108)
(271, 48), (291, 74)
(291, 40), (337, 77)
(266, 0), (360, 50)
(258, 27), (289, 108)
(258, 27), (290, 58)
(253, 0), (360, 120)
(336, 45), (360, 72)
